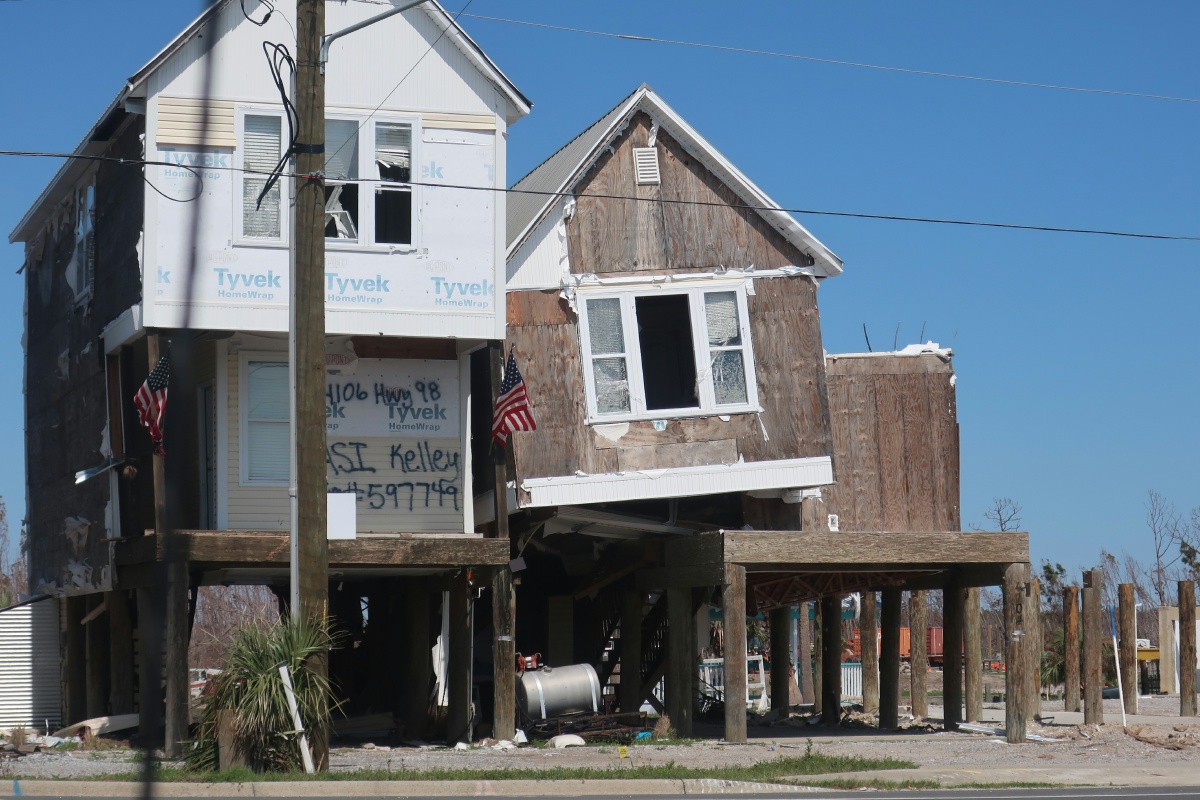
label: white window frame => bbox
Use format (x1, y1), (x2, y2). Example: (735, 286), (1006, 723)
(71, 179), (95, 301)
(322, 111), (421, 252)
(235, 108), (288, 246)
(577, 280), (760, 423)
(238, 352), (289, 487)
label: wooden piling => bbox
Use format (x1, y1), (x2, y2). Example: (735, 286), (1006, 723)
(1003, 563), (1027, 743)
(1082, 570), (1103, 725)
(63, 595), (87, 726)
(909, 591), (928, 719)
(722, 565), (747, 742)
(667, 586), (697, 738)
(492, 567), (516, 741)
(879, 587), (901, 729)
(798, 600), (814, 705)
(964, 587), (982, 723)
(402, 581), (431, 739)
(820, 595), (842, 725)
(446, 571), (472, 744)
(85, 594), (110, 719)
(108, 590), (135, 714)
(812, 601), (823, 716)
(1117, 583), (1137, 715)
(619, 589), (644, 714)
(861, 591), (879, 715)
(1180, 581), (1197, 717)
(1064, 586), (1081, 712)
(769, 606), (791, 717)
(943, 575), (964, 731)
(1025, 577), (1040, 721)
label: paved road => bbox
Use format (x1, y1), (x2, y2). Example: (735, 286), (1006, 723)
(9, 789), (1200, 800)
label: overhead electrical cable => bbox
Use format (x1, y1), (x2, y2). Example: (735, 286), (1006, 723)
(3, 149), (1197, 243)
(456, 12), (1200, 105)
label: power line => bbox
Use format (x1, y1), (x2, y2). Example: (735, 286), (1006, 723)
(457, 12), (1200, 106)
(4, 149), (1197, 243)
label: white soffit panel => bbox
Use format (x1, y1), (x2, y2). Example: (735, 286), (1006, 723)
(519, 456), (833, 508)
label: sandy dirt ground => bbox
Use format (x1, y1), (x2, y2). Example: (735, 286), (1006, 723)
(3, 694), (1196, 781)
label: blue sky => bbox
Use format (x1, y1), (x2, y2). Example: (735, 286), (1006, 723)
(1, 1), (1197, 576)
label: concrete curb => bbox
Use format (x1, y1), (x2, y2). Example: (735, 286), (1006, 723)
(792, 764), (1200, 789)
(3, 778), (813, 797)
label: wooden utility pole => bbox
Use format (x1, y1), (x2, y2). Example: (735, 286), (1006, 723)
(293, 0), (329, 769)
(964, 587), (982, 722)
(1002, 563), (1027, 743)
(488, 343), (516, 741)
(909, 591), (928, 719)
(1082, 570), (1103, 725)
(1181, 581), (1197, 717)
(879, 587), (901, 729)
(943, 575), (964, 731)
(1064, 586), (1081, 712)
(1117, 583), (1137, 715)
(861, 591), (879, 715)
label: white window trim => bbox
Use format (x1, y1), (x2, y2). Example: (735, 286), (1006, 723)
(323, 111), (421, 252)
(238, 351), (289, 487)
(234, 107), (289, 247)
(71, 179), (96, 303)
(577, 279), (760, 424)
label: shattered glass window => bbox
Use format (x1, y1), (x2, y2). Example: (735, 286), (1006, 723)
(586, 298), (630, 414)
(704, 291), (749, 406)
(324, 119), (360, 240)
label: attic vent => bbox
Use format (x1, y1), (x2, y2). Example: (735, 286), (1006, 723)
(632, 147), (661, 185)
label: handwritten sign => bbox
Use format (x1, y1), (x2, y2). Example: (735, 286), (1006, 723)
(326, 437), (463, 527)
(325, 358), (458, 438)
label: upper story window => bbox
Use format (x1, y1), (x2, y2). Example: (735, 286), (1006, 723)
(240, 113), (284, 241)
(70, 181), (95, 299)
(236, 110), (416, 248)
(578, 282), (759, 422)
(324, 117), (415, 247)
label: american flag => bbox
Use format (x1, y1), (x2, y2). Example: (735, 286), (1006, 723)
(491, 347), (536, 446)
(135, 355), (170, 455)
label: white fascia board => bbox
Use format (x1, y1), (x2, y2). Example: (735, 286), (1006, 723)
(518, 455), (833, 509)
(100, 305), (144, 354)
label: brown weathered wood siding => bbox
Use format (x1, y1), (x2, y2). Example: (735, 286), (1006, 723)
(507, 278), (832, 482)
(25, 117), (147, 594)
(822, 354), (960, 532)
(566, 113), (811, 273)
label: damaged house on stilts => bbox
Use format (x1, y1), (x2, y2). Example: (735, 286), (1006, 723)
(497, 85), (1032, 741)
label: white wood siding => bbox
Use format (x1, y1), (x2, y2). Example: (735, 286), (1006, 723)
(223, 351), (468, 533)
(507, 198), (570, 290)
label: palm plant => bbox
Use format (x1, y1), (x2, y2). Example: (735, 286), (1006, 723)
(186, 617), (340, 772)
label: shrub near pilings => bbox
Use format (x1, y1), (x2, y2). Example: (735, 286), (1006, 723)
(186, 618), (341, 773)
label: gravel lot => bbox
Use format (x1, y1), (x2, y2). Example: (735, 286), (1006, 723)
(2, 696), (1196, 781)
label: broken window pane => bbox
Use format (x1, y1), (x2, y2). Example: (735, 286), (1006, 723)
(375, 122), (411, 182)
(636, 294), (699, 411)
(593, 357), (631, 414)
(325, 184), (359, 240)
(711, 350), (749, 405)
(242, 115), (281, 238)
(704, 291), (741, 346)
(587, 298), (625, 355)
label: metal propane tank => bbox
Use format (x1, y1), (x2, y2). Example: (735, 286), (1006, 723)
(516, 663), (602, 720)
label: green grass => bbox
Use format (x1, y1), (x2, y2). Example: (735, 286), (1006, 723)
(16, 751), (918, 784)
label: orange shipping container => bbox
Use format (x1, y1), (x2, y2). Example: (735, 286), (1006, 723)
(849, 627), (911, 660)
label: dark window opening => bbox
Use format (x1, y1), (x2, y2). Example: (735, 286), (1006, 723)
(635, 294), (698, 410)
(324, 184), (359, 240)
(375, 189), (412, 245)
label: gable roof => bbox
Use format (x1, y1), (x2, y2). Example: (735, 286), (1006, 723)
(507, 84), (842, 278)
(11, 0), (530, 244)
